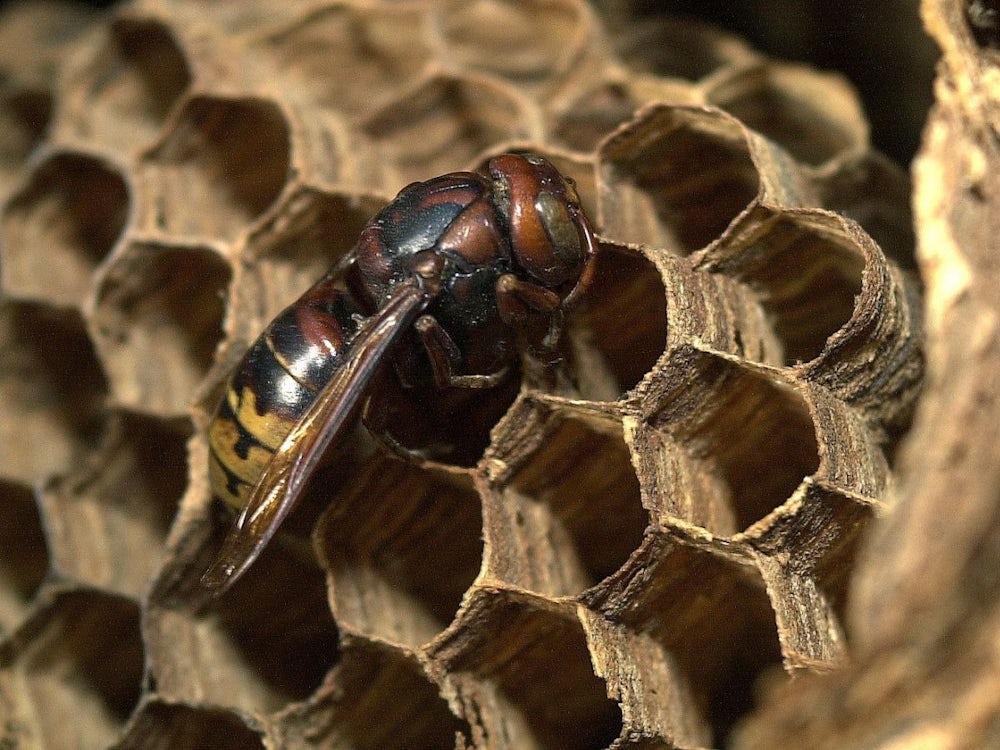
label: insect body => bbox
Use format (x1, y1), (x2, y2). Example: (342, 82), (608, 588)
(202, 154), (598, 594)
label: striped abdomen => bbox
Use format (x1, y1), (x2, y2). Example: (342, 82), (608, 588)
(208, 277), (364, 510)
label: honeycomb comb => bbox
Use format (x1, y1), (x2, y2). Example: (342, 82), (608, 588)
(0, 2), (920, 748)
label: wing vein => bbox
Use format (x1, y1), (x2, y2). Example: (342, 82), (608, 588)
(201, 283), (430, 594)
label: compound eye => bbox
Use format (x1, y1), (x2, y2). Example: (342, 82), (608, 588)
(537, 190), (584, 264)
(489, 153), (593, 287)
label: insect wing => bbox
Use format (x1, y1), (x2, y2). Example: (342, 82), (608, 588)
(201, 284), (430, 594)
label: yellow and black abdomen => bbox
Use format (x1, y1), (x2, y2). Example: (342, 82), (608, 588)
(208, 277), (364, 510)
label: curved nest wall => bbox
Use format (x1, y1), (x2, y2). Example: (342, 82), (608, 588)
(0, 2), (922, 748)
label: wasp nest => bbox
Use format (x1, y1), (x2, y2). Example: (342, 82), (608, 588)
(0, 1), (922, 748)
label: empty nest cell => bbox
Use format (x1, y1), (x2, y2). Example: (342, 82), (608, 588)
(483, 407), (647, 597)
(316, 458), (484, 648)
(611, 16), (759, 82)
(432, 589), (623, 750)
(569, 243), (668, 399)
(54, 16), (191, 155)
(0, 301), (107, 485)
(815, 151), (914, 267)
(432, 0), (591, 86)
(361, 73), (536, 183)
(697, 209), (868, 366)
(90, 242), (230, 416)
(1, 151), (129, 308)
(146, 553), (336, 715)
(705, 62), (868, 168)
(0, 588), (144, 750)
(584, 537), (783, 747)
(637, 349), (820, 533)
(696, 209), (923, 438)
(737, 382), (889, 666)
(0, 0), (95, 195)
(134, 95), (289, 242)
(0, 480), (48, 635)
(38, 410), (190, 598)
(253, 3), (433, 119)
(548, 76), (662, 154)
(597, 106), (766, 254)
(278, 640), (470, 750)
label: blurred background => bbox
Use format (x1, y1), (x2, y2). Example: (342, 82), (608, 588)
(6, 0), (936, 164)
(613, 0), (936, 164)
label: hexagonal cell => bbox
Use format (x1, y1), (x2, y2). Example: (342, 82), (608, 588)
(550, 79), (642, 153)
(612, 16), (758, 81)
(229, 187), (385, 346)
(208, 579), (339, 708)
(484, 407), (647, 597)
(282, 103), (393, 194)
(584, 535), (783, 747)
(1, 151), (128, 307)
(39, 410), (190, 598)
(706, 63), (868, 168)
(547, 72), (694, 154)
(696, 210), (866, 367)
(597, 106), (763, 254)
(0, 301), (108, 485)
(749, 481), (878, 662)
(652, 250), (785, 369)
(581, 609), (712, 746)
(135, 95), (289, 242)
(279, 640), (470, 749)
(805, 381), (890, 501)
(737, 383), (887, 652)
(90, 242), (229, 416)
(115, 701), (263, 750)
(0, 87), (51, 197)
(56, 16), (191, 154)
(0, 588), (144, 749)
(780, 220), (922, 439)
(0, 1), (97, 86)
(254, 3), (432, 118)
(147, 549), (337, 716)
(432, 0), (590, 86)
(432, 589), (623, 750)
(315, 456), (484, 649)
(817, 150), (915, 268)
(570, 244), (668, 399)
(361, 74), (536, 183)
(639, 350), (819, 533)
(807, 492), (876, 626)
(0, 480), (47, 635)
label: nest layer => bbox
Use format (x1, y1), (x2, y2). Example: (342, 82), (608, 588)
(0, 1), (920, 748)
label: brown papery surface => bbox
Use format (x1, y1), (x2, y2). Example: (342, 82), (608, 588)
(0, 1), (935, 748)
(736, 1), (1000, 747)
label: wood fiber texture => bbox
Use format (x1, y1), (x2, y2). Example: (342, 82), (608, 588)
(0, 1), (945, 748)
(734, 0), (1000, 747)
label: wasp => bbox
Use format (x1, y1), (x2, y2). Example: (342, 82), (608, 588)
(201, 154), (598, 594)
